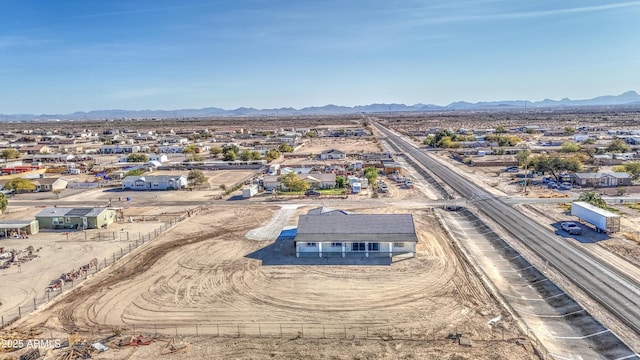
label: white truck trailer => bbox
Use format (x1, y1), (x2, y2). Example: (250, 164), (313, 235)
(570, 201), (620, 233)
(242, 184), (259, 198)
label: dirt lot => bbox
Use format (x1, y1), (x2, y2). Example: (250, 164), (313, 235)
(299, 137), (382, 156)
(3, 203), (537, 359)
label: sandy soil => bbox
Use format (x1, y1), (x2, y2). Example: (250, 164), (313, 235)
(3, 203), (536, 359)
(299, 137), (382, 155)
(0, 206), (181, 324)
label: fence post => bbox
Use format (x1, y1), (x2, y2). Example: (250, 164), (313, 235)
(98, 233), (101, 241)
(366, 327), (368, 339)
(258, 324), (261, 337)
(129, 244), (131, 252)
(217, 324), (220, 337)
(301, 324), (304, 338)
(120, 248), (123, 257)
(280, 324), (282, 338)
(47, 291), (50, 301)
(155, 324), (157, 336)
(175, 324), (178, 336)
(196, 323), (198, 337)
(323, 325), (325, 339)
(113, 253), (115, 263)
(344, 325), (346, 339)
(18, 306), (21, 319)
(127, 232), (129, 241)
(237, 324), (240, 337)
(104, 258), (107, 268)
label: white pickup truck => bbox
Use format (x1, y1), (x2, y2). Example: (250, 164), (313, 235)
(561, 222), (582, 235)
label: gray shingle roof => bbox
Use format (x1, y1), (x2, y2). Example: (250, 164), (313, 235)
(35, 207), (107, 218)
(295, 213), (417, 243)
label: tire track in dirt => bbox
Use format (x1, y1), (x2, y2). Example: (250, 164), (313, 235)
(17, 223), (251, 332)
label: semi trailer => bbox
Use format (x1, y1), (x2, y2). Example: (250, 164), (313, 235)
(570, 201), (620, 233)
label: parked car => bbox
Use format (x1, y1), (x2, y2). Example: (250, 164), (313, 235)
(305, 190), (321, 196)
(561, 222), (582, 235)
(505, 166), (519, 172)
(515, 172), (536, 178)
(559, 182), (573, 190)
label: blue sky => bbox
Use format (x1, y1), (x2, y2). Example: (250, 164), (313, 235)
(1, 0), (639, 114)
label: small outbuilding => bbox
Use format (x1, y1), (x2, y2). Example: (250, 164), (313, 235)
(0, 220), (39, 237)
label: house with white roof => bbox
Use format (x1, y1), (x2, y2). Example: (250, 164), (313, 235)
(122, 175), (188, 190)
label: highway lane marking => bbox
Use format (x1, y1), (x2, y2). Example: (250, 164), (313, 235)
(497, 265), (535, 272)
(500, 291), (567, 301)
(500, 292), (543, 301)
(612, 354), (640, 360)
(546, 329), (610, 339)
(511, 306), (586, 318)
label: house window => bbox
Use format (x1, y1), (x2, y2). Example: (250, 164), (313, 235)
(351, 243), (366, 251)
(52, 217), (64, 225)
(393, 242), (405, 248)
(65, 217), (71, 223)
(368, 243), (379, 251)
(306, 243), (317, 247)
(331, 242), (342, 247)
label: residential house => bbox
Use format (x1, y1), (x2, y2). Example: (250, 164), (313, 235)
(121, 175), (188, 190)
(32, 154), (76, 163)
(99, 145), (141, 154)
(262, 173), (336, 191)
(148, 154), (169, 163)
(572, 172), (632, 187)
(31, 177), (68, 192)
(300, 173), (336, 189)
(320, 149), (346, 160)
(36, 207), (116, 230)
(18, 144), (51, 154)
(294, 208), (417, 258)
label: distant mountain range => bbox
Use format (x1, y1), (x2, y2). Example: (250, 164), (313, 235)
(3, 91), (640, 121)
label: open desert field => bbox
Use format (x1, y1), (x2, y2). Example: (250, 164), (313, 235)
(3, 203), (537, 359)
(299, 137), (382, 155)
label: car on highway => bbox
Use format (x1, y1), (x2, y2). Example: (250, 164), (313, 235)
(561, 222), (582, 235)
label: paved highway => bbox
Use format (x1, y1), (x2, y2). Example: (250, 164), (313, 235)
(374, 122), (640, 340)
